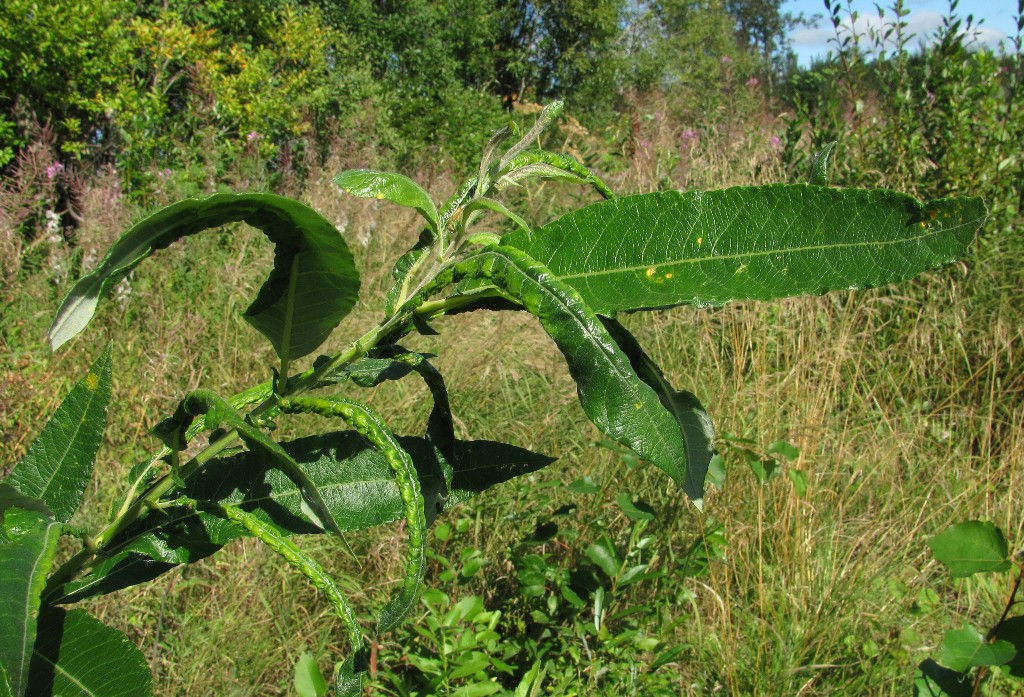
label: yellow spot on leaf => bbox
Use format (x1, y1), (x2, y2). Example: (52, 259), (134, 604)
(84, 373), (100, 391)
(635, 402), (643, 409)
(645, 267), (656, 277)
(375, 192), (385, 200)
(696, 236), (704, 246)
(665, 272), (673, 279)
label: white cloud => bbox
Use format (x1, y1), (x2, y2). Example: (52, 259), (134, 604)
(789, 7), (1011, 60)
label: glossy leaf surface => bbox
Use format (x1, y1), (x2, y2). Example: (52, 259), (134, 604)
(48, 193), (359, 360)
(29, 608), (152, 696)
(928, 521), (1011, 577)
(601, 318), (714, 505)
(0, 507), (61, 697)
(333, 170), (439, 233)
(7, 346), (111, 523)
(53, 435), (554, 602)
(447, 246), (690, 489)
(505, 186), (984, 314)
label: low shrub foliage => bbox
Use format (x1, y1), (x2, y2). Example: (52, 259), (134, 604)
(0, 104), (1000, 695)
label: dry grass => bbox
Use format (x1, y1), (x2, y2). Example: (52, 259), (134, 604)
(1, 105), (1020, 695)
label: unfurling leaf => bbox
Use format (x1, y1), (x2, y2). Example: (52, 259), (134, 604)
(48, 194), (359, 361)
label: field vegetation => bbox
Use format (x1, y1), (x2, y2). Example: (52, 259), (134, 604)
(1, 0), (1022, 694)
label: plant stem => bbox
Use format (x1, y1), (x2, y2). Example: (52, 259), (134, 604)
(43, 309), (418, 596)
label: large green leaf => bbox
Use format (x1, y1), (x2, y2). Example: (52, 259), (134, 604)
(444, 246), (690, 490)
(504, 186), (984, 314)
(52, 435), (554, 602)
(48, 193), (359, 360)
(0, 507), (61, 697)
(7, 346), (111, 523)
(28, 608), (151, 696)
(928, 521), (1012, 577)
(600, 318), (714, 506)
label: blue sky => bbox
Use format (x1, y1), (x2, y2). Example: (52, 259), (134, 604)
(783, 0), (1020, 65)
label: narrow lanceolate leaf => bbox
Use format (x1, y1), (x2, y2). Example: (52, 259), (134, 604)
(276, 397), (425, 634)
(48, 193), (359, 360)
(53, 435), (554, 603)
(504, 186), (984, 314)
(153, 390), (340, 535)
(600, 319), (714, 505)
(440, 246), (690, 490)
(928, 521), (1012, 577)
(0, 507), (62, 697)
(29, 608), (152, 696)
(334, 169), (439, 234)
(7, 345), (111, 522)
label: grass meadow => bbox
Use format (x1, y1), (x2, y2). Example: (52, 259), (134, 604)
(1, 102), (1021, 695)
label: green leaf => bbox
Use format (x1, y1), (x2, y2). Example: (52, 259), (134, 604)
(7, 345), (111, 522)
(808, 142), (838, 186)
(585, 537), (621, 579)
(28, 608), (152, 696)
(788, 469), (809, 497)
(48, 193), (359, 360)
(616, 493), (655, 522)
(504, 186), (983, 315)
(463, 198), (532, 236)
(333, 169), (439, 234)
(0, 507), (61, 696)
(938, 625), (1016, 671)
(53, 435), (554, 602)
(154, 390), (340, 536)
(441, 246), (691, 490)
(600, 318), (714, 504)
(294, 653), (327, 697)
(928, 521), (1012, 577)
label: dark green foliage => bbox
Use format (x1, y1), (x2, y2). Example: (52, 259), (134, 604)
(0, 106), (987, 695)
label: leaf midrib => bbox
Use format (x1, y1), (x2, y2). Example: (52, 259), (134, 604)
(553, 214), (980, 282)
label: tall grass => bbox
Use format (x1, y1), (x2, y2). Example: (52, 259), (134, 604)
(2, 38), (1022, 694)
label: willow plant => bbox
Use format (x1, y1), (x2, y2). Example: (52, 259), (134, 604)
(0, 104), (986, 696)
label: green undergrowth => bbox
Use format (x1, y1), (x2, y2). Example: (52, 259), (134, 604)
(1, 141), (1021, 696)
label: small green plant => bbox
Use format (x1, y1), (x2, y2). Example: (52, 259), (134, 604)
(0, 104), (985, 695)
(916, 521), (1024, 696)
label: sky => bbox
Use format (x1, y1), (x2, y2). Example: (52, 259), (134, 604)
(783, 0), (1021, 66)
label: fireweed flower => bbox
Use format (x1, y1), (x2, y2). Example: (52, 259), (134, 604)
(745, 77), (760, 88)
(247, 131), (263, 143)
(46, 162), (64, 179)
(680, 129), (699, 143)
(770, 135), (782, 150)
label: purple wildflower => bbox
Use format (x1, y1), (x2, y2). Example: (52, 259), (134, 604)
(45, 162), (64, 179)
(745, 77), (760, 88)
